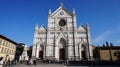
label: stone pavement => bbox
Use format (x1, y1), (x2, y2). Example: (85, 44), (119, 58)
(6, 64), (120, 67)
(14, 64), (89, 67)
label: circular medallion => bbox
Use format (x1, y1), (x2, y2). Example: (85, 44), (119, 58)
(60, 11), (64, 16)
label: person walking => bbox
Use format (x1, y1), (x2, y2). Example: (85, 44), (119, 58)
(0, 57), (3, 67)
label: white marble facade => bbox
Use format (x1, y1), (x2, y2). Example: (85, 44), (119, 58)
(32, 4), (93, 61)
(20, 45), (29, 61)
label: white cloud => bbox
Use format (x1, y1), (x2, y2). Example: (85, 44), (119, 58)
(93, 30), (111, 43)
(93, 23), (120, 45)
(117, 23), (120, 29)
(115, 40), (120, 43)
(112, 40), (120, 46)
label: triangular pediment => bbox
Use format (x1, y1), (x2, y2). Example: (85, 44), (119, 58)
(78, 25), (86, 32)
(51, 5), (72, 17)
(56, 33), (67, 40)
(39, 25), (47, 31)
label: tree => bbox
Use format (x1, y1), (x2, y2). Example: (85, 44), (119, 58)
(103, 44), (105, 47)
(15, 44), (24, 61)
(106, 41), (109, 47)
(110, 43), (113, 47)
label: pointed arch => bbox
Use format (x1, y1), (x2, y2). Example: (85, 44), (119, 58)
(58, 38), (67, 60)
(34, 40), (44, 59)
(78, 41), (88, 60)
(58, 38), (66, 48)
(56, 33), (67, 46)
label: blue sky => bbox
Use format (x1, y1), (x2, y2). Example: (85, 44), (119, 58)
(0, 0), (120, 47)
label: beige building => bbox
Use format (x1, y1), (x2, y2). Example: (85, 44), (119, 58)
(93, 46), (120, 61)
(0, 34), (17, 61)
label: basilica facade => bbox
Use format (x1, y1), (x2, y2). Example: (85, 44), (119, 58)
(32, 4), (93, 61)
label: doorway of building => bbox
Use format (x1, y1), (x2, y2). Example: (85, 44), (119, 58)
(59, 48), (65, 60)
(39, 51), (43, 60)
(81, 44), (87, 60)
(81, 51), (86, 60)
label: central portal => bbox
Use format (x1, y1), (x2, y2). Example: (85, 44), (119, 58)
(58, 38), (66, 61)
(59, 48), (65, 60)
(39, 50), (43, 60)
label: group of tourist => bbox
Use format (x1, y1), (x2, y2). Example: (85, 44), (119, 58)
(0, 57), (16, 67)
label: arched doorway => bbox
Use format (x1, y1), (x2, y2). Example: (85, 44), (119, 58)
(59, 48), (65, 60)
(39, 50), (43, 60)
(59, 38), (66, 61)
(81, 44), (86, 60)
(39, 44), (44, 60)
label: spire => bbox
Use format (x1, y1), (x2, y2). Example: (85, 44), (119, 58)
(86, 23), (89, 26)
(48, 9), (51, 14)
(86, 23), (89, 30)
(73, 8), (75, 14)
(35, 24), (39, 30)
(60, 3), (63, 7)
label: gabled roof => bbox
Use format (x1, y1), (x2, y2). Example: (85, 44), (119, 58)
(51, 4), (72, 17)
(39, 25), (47, 31)
(0, 34), (17, 45)
(77, 25), (86, 32)
(56, 33), (67, 41)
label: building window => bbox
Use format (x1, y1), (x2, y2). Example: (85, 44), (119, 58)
(7, 49), (9, 54)
(11, 45), (12, 49)
(9, 43), (10, 48)
(4, 48), (7, 54)
(11, 50), (13, 55)
(12, 50), (14, 55)
(12, 44), (13, 49)
(5, 41), (7, 46)
(7, 42), (9, 47)
(11, 44), (14, 48)
(6, 41), (8, 46)
(13, 46), (15, 49)
(9, 43), (11, 48)
(1, 47), (4, 53)
(1, 39), (3, 45)
(9, 50), (11, 54)
(11, 44), (13, 48)
(3, 40), (5, 46)
(2, 40), (5, 45)
(0, 38), (2, 45)
(8, 49), (10, 54)
(0, 46), (1, 53)
(12, 50), (14, 54)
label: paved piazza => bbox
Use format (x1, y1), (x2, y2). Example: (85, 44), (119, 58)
(15, 64), (88, 67)
(10, 64), (120, 67)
